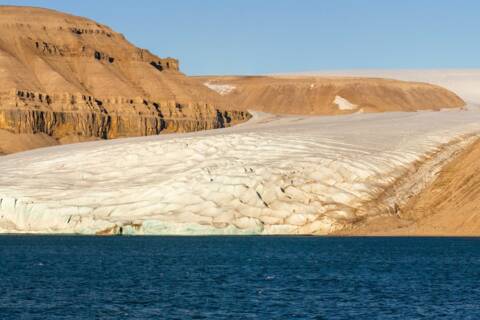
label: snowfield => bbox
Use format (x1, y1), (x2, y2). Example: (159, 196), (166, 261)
(204, 82), (236, 95)
(1, 107), (480, 235)
(334, 95), (358, 110)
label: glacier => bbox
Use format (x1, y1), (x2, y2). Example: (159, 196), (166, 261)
(1, 107), (480, 235)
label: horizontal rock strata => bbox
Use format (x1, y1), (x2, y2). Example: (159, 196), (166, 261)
(0, 6), (249, 151)
(0, 90), (250, 140)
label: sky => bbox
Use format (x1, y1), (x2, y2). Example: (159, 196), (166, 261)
(3, 0), (480, 75)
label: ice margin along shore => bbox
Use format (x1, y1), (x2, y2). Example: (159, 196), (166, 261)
(1, 110), (480, 234)
(1, 70), (480, 235)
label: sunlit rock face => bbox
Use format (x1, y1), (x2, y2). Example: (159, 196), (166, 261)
(0, 6), (250, 152)
(1, 109), (480, 235)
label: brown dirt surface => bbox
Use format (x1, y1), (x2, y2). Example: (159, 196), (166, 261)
(338, 139), (480, 236)
(197, 75), (465, 115)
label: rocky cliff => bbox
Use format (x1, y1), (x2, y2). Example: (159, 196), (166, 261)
(0, 6), (250, 153)
(0, 89), (248, 139)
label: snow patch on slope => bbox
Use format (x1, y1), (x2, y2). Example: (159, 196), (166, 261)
(334, 95), (357, 110)
(297, 69), (480, 105)
(204, 82), (236, 95)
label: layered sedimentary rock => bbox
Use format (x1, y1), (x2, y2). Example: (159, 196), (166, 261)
(0, 89), (248, 139)
(0, 6), (249, 153)
(198, 76), (465, 115)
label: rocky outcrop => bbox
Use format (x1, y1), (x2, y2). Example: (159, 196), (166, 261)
(0, 89), (249, 141)
(0, 6), (249, 153)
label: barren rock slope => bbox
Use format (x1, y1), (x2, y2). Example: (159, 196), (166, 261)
(0, 6), (249, 153)
(198, 76), (465, 115)
(340, 139), (480, 236)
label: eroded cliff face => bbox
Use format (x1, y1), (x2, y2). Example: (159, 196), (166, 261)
(0, 89), (248, 142)
(0, 6), (250, 153)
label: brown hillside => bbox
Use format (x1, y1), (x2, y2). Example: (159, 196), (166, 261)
(197, 76), (465, 115)
(0, 6), (467, 155)
(0, 6), (250, 153)
(340, 139), (480, 236)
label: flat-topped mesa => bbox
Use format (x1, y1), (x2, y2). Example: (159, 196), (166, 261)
(198, 76), (466, 115)
(0, 6), (246, 151)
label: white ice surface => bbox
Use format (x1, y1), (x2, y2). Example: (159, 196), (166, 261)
(1, 108), (480, 235)
(204, 82), (236, 95)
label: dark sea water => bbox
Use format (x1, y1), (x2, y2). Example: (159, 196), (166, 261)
(1, 236), (480, 319)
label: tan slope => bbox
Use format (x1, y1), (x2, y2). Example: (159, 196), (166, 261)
(0, 6), (226, 104)
(310, 70), (480, 104)
(197, 75), (465, 115)
(341, 139), (480, 236)
(0, 6), (250, 154)
(0, 129), (57, 155)
(391, 138), (480, 235)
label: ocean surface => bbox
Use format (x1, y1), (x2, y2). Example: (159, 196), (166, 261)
(1, 236), (480, 319)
